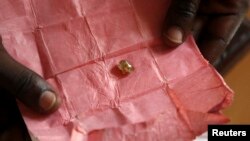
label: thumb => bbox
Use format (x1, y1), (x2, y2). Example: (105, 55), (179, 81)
(163, 0), (200, 47)
(0, 38), (60, 114)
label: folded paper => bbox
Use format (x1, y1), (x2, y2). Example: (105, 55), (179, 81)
(0, 0), (233, 140)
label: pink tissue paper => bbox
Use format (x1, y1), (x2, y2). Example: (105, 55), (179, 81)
(0, 0), (233, 141)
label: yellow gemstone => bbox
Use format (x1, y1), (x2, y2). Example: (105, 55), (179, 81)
(118, 60), (134, 74)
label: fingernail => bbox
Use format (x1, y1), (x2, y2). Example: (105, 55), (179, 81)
(39, 91), (57, 111)
(164, 26), (183, 44)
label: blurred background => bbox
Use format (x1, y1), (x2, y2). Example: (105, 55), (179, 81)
(216, 11), (250, 124)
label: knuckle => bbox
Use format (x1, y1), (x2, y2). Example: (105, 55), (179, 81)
(175, 0), (199, 18)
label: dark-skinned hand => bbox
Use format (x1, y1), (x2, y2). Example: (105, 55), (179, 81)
(163, 0), (249, 63)
(0, 37), (60, 140)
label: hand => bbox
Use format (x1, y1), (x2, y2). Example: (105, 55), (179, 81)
(163, 0), (249, 63)
(0, 37), (60, 114)
(0, 37), (60, 140)
(0, 89), (32, 141)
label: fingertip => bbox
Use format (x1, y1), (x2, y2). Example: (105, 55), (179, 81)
(0, 36), (61, 115)
(38, 91), (61, 114)
(163, 26), (184, 47)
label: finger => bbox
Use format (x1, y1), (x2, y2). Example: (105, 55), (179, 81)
(163, 0), (201, 47)
(197, 1), (249, 63)
(191, 15), (208, 42)
(0, 38), (60, 114)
